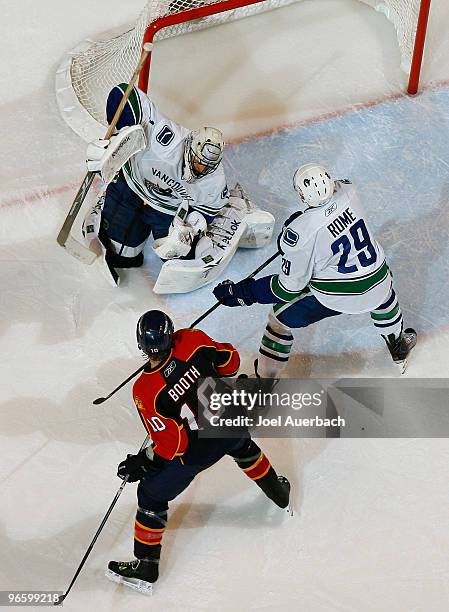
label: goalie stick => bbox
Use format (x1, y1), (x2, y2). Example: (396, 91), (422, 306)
(56, 43), (154, 263)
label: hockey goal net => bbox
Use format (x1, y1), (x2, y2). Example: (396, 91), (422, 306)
(56, 0), (431, 141)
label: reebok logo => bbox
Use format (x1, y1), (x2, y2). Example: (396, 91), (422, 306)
(325, 202), (337, 217)
(111, 134), (131, 158)
(164, 360), (176, 377)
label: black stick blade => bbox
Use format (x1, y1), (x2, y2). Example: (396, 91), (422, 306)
(93, 397), (106, 405)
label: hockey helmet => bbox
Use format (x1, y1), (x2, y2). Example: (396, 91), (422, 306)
(136, 310), (174, 357)
(293, 163), (334, 207)
(183, 127), (224, 182)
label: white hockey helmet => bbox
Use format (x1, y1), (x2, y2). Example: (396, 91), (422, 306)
(293, 163), (334, 207)
(183, 127), (224, 182)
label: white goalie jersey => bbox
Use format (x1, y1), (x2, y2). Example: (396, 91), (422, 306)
(277, 181), (392, 314)
(118, 87), (229, 219)
(83, 85), (275, 293)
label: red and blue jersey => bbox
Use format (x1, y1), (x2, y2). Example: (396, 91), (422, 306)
(132, 328), (239, 460)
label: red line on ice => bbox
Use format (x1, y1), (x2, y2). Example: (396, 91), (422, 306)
(1, 181), (79, 209)
(2, 77), (449, 209)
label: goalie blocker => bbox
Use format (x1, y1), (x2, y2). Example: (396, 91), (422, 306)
(83, 183), (275, 293)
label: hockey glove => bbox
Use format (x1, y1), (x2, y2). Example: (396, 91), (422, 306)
(86, 139), (110, 173)
(117, 448), (163, 482)
(213, 278), (258, 307)
(86, 126), (147, 183)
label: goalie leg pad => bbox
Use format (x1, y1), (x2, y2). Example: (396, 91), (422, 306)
(239, 209), (275, 248)
(153, 201), (246, 294)
(153, 184), (274, 293)
(228, 184), (275, 248)
(82, 192), (105, 255)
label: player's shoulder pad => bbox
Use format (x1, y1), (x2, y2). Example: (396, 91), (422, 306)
(283, 210), (303, 228)
(174, 328), (212, 347)
(107, 83), (144, 129)
(281, 225), (301, 250)
(279, 208), (320, 251)
(277, 210), (302, 252)
(149, 119), (188, 157)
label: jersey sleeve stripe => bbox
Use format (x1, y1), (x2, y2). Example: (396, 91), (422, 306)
(271, 276), (308, 303)
(191, 202), (224, 216)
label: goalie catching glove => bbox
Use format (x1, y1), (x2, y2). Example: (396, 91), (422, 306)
(152, 200), (208, 260)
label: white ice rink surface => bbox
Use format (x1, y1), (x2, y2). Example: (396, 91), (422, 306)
(2, 1), (449, 610)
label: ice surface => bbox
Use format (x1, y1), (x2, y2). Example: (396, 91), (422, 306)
(2, 1), (449, 610)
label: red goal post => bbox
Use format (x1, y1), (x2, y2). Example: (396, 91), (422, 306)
(407, 0), (431, 95)
(56, 0), (432, 142)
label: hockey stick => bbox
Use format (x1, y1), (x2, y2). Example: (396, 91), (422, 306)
(55, 434), (151, 605)
(93, 249), (280, 405)
(56, 42), (154, 262)
(190, 250), (280, 328)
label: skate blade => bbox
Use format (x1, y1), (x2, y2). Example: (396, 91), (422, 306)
(395, 359), (408, 375)
(104, 569), (153, 595)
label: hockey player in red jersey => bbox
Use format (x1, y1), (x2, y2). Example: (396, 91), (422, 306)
(105, 310), (290, 594)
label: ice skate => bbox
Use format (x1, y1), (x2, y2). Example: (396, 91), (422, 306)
(276, 475), (291, 511)
(105, 557), (158, 595)
(384, 328), (417, 374)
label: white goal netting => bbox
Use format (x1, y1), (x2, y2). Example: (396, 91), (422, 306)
(56, 0), (422, 141)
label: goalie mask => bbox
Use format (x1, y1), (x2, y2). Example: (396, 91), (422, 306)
(183, 127), (224, 183)
(293, 163), (334, 207)
(136, 310), (174, 358)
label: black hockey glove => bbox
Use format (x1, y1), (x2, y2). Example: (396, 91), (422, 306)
(117, 448), (163, 482)
(213, 278), (258, 307)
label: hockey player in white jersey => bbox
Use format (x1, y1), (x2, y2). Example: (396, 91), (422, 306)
(83, 84), (274, 291)
(213, 163), (417, 373)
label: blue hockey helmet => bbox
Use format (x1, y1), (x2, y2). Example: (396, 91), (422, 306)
(136, 310), (174, 357)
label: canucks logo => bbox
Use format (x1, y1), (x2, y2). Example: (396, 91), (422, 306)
(156, 125), (175, 146)
(283, 227), (299, 247)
